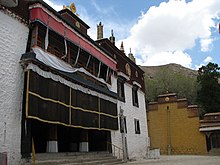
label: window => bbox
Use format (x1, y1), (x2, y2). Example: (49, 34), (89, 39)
(132, 85), (139, 107)
(117, 78), (125, 102)
(134, 119), (140, 134)
(120, 116), (127, 133)
(99, 63), (108, 80)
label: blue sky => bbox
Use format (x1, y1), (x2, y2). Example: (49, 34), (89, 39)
(44, 0), (220, 70)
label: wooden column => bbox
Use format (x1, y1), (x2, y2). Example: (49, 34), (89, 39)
(46, 125), (58, 152)
(79, 130), (89, 152)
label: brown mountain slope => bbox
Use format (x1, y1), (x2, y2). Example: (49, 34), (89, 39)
(140, 63), (197, 79)
(140, 63), (198, 103)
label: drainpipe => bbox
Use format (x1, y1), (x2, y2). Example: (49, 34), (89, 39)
(120, 108), (128, 161)
(167, 106), (171, 155)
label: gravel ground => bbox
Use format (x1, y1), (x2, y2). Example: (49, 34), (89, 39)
(122, 155), (220, 165)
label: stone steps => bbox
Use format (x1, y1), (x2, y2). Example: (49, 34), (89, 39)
(25, 152), (124, 165)
(209, 148), (220, 155)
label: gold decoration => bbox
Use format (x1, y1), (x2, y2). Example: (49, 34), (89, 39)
(63, 2), (77, 14)
(75, 21), (80, 28)
(165, 97), (170, 102)
(70, 2), (76, 13)
(125, 63), (131, 77)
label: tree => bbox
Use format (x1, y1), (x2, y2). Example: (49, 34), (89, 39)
(197, 62), (220, 116)
(145, 67), (198, 104)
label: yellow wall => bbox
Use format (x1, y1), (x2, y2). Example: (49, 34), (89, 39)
(148, 102), (207, 155)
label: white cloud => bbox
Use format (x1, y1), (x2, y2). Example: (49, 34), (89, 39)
(43, 0), (63, 11)
(119, 0), (220, 68)
(200, 38), (213, 52)
(91, 0), (118, 16)
(203, 56), (213, 63)
(141, 51), (192, 68)
(195, 64), (203, 70)
(195, 56), (213, 70)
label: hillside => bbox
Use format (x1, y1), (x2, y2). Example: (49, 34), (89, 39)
(140, 63), (198, 103)
(140, 63), (197, 79)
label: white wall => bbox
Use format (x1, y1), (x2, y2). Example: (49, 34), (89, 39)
(111, 76), (149, 160)
(0, 11), (29, 165)
(110, 76), (123, 158)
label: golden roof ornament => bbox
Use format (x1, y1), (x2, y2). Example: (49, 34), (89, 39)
(63, 2), (78, 16)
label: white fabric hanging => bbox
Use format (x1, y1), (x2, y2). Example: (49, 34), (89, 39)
(32, 47), (109, 87)
(61, 38), (67, 59)
(45, 16), (50, 50)
(33, 47), (75, 72)
(45, 27), (49, 50)
(63, 27), (67, 58)
(74, 47), (80, 66)
(64, 38), (67, 56)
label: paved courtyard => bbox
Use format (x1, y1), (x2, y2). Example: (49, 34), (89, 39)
(123, 155), (220, 165)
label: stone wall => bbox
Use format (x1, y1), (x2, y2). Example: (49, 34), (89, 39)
(0, 11), (29, 164)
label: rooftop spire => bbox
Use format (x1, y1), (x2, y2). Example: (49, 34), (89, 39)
(128, 48), (136, 63)
(120, 41), (124, 53)
(109, 29), (115, 45)
(97, 22), (103, 40)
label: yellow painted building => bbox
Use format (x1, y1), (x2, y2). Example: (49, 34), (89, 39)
(147, 93), (207, 155)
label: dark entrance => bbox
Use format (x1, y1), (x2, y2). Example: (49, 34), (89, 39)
(57, 125), (80, 152)
(89, 130), (111, 151)
(31, 120), (48, 153)
(210, 132), (220, 149)
(30, 119), (111, 153)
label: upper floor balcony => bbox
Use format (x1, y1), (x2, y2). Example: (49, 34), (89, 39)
(28, 2), (116, 85)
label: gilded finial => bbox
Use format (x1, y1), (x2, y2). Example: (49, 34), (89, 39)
(63, 2), (78, 15)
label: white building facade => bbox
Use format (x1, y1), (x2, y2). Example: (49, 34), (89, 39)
(0, 9), (29, 164)
(97, 37), (149, 160)
(110, 73), (149, 160)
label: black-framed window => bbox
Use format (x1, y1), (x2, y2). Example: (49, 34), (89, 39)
(132, 85), (139, 107)
(134, 119), (140, 134)
(117, 77), (125, 102)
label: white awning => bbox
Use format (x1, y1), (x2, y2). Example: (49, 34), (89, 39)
(199, 126), (220, 132)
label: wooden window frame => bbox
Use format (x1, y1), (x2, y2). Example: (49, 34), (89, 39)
(117, 77), (125, 102)
(134, 119), (141, 134)
(132, 85), (139, 107)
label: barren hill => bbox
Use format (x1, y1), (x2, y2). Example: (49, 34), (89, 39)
(140, 63), (197, 79)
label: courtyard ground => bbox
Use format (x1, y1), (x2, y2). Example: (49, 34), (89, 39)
(122, 155), (220, 165)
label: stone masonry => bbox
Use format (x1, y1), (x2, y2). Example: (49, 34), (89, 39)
(0, 11), (29, 164)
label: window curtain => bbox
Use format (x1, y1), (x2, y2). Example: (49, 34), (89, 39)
(26, 70), (118, 131)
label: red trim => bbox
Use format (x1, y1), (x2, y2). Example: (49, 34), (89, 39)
(66, 28), (79, 43)
(49, 17), (65, 36)
(29, 7), (116, 70)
